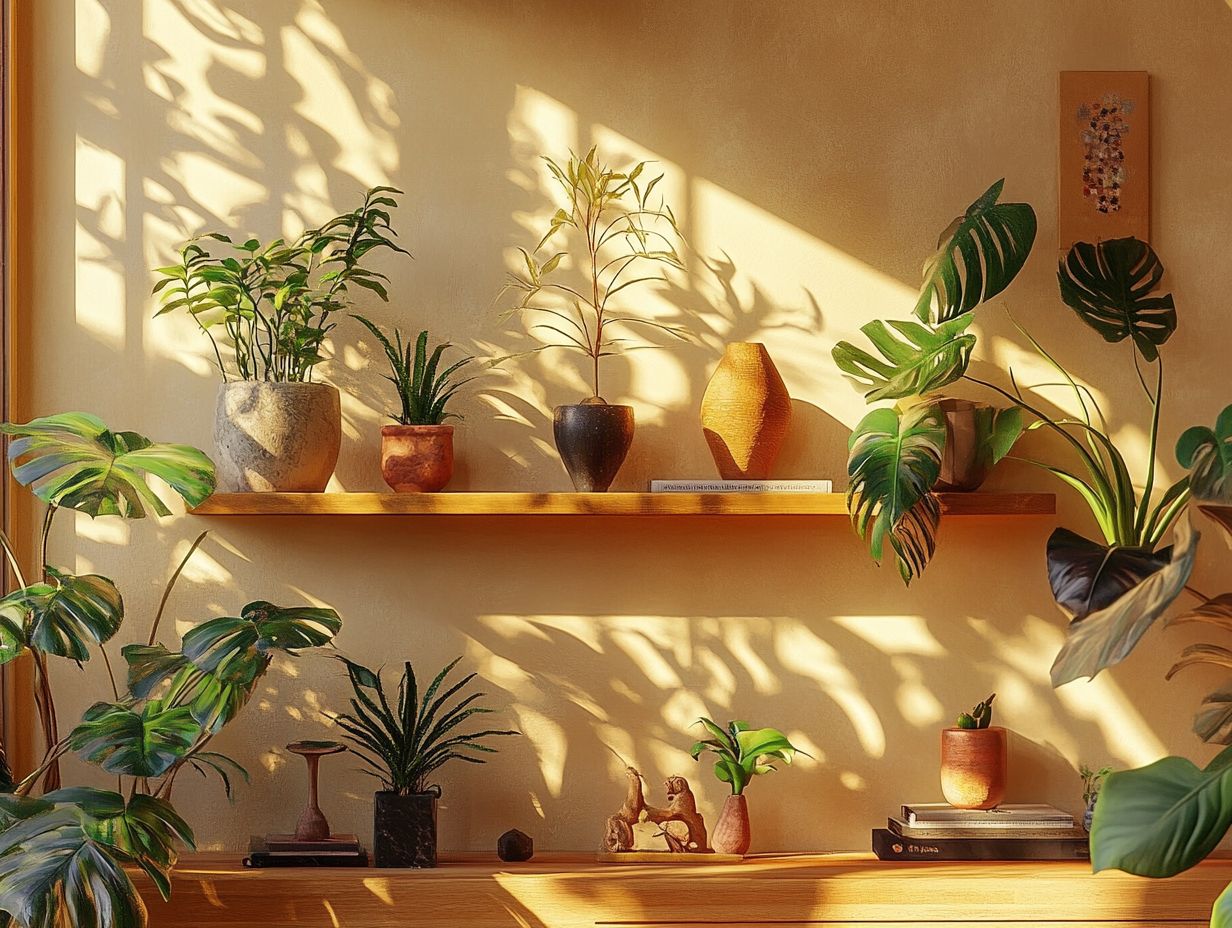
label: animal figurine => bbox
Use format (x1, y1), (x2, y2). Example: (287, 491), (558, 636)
(601, 766), (711, 853)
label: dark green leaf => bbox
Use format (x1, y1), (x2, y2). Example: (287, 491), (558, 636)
(846, 404), (945, 584)
(4, 569), (123, 662)
(1089, 747), (1232, 877)
(914, 179), (1037, 324)
(832, 314), (976, 401)
(1045, 528), (1172, 621)
(1058, 237), (1176, 361)
(68, 701), (199, 778)
(1177, 405), (1232, 503)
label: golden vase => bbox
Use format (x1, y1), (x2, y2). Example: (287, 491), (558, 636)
(700, 342), (792, 479)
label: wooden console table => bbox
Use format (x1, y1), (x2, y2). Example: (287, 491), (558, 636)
(144, 852), (1229, 927)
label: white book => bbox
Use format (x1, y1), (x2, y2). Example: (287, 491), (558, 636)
(650, 480), (833, 493)
(902, 803), (1073, 827)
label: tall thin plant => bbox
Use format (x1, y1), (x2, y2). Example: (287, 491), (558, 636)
(502, 147), (686, 400)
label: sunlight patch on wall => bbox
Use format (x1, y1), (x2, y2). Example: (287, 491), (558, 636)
(970, 614), (1166, 765)
(76, 138), (126, 347)
(832, 614), (946, 656)
(775, 623), (886, 757)
(511, 705), (567, 797)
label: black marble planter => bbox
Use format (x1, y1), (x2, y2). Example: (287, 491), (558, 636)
(374, 791), (437, 868)
(552, 402), (635, 492)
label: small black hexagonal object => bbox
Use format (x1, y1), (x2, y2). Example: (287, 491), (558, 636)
(497, 828), (533, 862)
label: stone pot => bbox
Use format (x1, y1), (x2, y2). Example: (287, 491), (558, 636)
(380, 425), (454, 492)
(553, 400), (634, 492)
(214, 382), (341, 492)
(711, 793), (751, 856)
(940, 726), (1007, 810)
(374, 790), (437, 868)
(700, 342), (792, 480)
(1083, 796), (1096, 833)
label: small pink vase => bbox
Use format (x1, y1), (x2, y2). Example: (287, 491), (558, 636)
(712, 794), (751, 855)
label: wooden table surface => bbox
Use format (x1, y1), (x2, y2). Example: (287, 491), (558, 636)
(143, 852), (1231, 927)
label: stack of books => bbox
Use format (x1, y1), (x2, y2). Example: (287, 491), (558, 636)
(244, 833), (369, 868)
(872, 803), (1089, 861)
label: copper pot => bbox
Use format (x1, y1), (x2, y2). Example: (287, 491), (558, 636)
(940, 726), (1007, 810)
(380, 425), (454, 493)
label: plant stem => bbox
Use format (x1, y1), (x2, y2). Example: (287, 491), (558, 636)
(149, 531), (208, 647)
(1133, 360), (1164, 541)
(99, 644), (120, 702)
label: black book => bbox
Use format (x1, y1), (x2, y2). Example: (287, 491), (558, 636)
(244, 850), (369, 868)
(887, 817), (1081, 840)
(872, 828), (1090, 861)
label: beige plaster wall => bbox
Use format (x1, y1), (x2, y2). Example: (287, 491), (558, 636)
(23, 0), (1232, 851)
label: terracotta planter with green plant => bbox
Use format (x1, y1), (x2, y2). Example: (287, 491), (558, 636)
(154, 187), (410, 492)
(354, 315), (477, 493)
(690, 717), (806, 856)
(503, 148), (686, 492)
(0, 412), (342, 927)
(940, 694), (1006, 810)
(331, 655), (517, 868)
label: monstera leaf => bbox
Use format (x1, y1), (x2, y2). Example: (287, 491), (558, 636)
(847, 404), (945, 584)
(832, 315), (976, 401)
(0, 411), (215, 518)
(68, 701), (199, 778)
(1058, 237), (1176, 361)
(0, 568), (123, 662)
(0, 788), (193, 927)
(913, 179), (1037, 324)
(0, 600), (24, 666)
(182, 601), (340, 682)
(1177, 404), (1232, 503)
(1050, 516), (1198, 686)
(1089, 745), (1232, 878)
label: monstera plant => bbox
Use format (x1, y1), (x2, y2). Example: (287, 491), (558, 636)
(833, 179), (1034, 581)
(0, 412), (342, 928)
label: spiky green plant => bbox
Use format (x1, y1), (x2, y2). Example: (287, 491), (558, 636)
(353, 315), (476, 425)
(332, 656), (517, 796)
(955, 693), (995, 729)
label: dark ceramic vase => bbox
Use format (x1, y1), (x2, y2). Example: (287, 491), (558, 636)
(552, 401), (634, 492)
(374, 791), (438, 868)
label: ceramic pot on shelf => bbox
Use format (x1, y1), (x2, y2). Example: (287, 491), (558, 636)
(934, 397), (996, 492)
(939, 726), (1007, 810)
(380, 424), (454, 492)
(700, 342), (792, 480)
(373, 790), (439, 868)
(213, 382), (341, 492)
(552, 399), (634, 492)
(711, 794), (751, 855)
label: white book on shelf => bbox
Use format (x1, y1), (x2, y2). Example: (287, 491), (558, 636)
(649, 480), (833, 493)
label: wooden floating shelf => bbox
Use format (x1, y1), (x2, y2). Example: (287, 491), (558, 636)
(190, 491), (1056, 517)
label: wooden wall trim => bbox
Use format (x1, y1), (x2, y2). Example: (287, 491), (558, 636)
(1, 0), (33, 778)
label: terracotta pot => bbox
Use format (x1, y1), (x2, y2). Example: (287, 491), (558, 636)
(213, 382), (340, 492)
(940, 726), (1007, 810)
(380, 425), (454, 492)
(711, 793), (751, 855)
(700, 343), (792, 479)
(934, 398), (995, 492)
(553, 401), (634, 492)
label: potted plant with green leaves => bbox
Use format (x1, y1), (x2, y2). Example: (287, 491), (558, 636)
(1079, 764), (1112, 832)
(154, 187), (409, 493)
(331, 655), (517, 868)
(502, 147), (686, 491)
(0, 412), (342, 928)
(354, 315), (476, 492)
(689, 717), (805, 856)
(940, 694), (1006, 810)
(832, 179), (1033, 582)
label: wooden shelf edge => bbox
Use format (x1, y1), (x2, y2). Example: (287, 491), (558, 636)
(189, 491), (1056, 517)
